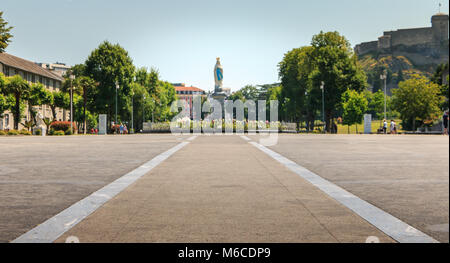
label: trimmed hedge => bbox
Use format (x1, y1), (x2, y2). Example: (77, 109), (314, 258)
(50, 121), (77, 132)
(7, 130), (19, 135)
(53, 130), (65, 136)
(0, 130), (6, 136)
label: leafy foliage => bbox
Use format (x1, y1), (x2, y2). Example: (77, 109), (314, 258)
(341, 89), (368, 133)
(0, 11), (13, 53)
(392, 74), (444, 130)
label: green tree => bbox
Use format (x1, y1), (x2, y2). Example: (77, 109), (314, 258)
(309, 31), (367, 132)
(73, 76), (97, 133)
(431, 63), (449, 110)
(0, 11), (13, 53)
(84, 41), (135, 129)
(27, 83), (52, 124)
(4, 75), (29, 130)
(0, 73), (11, 116)
(366, 90), (390, 122)
(48, 90), (70, 121)
(341, 89), (368, 134)
(392, 74), (443, 131)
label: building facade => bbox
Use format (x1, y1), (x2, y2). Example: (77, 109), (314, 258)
(173, 83), (206, 119)
(0, 53), (67, 131)
(37, 62), (71, 78)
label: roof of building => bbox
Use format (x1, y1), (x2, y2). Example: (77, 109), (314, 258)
(0, 53), (63, 81)
(174, 85), (205, 92)
(433, 12), (449, 17)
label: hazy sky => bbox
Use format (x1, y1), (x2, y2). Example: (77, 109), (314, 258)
(2, 0), (448, 92)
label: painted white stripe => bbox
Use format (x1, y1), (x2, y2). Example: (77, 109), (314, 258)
(12, 141), (190, 243)
(187, 135), (197, 141)
(248, 141), (439, 243)
(240, 135), (251, 141)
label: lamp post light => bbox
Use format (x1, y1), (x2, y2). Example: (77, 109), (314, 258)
(320, 81), (325, 133)
(115, 81), (119, 125)
(305, 91), (308, 132)
(380, 70), (387, 121)
(143, 95), (146, 132)
(69, 75), (75, 134)
(131, 91), (134, 134)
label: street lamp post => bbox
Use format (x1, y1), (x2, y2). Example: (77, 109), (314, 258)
(70, 75), (75, 134)
(380, 70), (387, 120)
(115, 82), (119, 125)
(320, 81), (325, 133)
(305, 91), (308, 132)
(143, 95), (146, 132)
(131, 91), (134, 134)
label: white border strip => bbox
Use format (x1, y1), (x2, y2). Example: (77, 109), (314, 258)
(12, 141), (190, 243)
(248, 140), (438, 243)
(187, 135), (198, 141)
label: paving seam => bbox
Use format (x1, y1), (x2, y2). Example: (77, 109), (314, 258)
(244, 137), (438, 243)
(11, 137), (194, 243)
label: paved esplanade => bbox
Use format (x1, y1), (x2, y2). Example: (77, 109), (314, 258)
(54, 135), (393, 242)
(1, 134), (448, 243)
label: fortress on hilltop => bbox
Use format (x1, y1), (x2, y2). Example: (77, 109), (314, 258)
(355, 13), (449, 66)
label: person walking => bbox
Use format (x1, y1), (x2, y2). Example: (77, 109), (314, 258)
(119, 124), (124, 135)
(390, 120), (395, 134)
(443, 110), (449, 135)
(383, 119), (387, 134)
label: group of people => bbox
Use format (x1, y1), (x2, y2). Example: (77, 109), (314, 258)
(119, 124), (128, 134)
(382, 119), (397, 134)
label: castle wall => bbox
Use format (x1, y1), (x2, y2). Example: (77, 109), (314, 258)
(355, 41), (378, 55)
(390, 27), (433, 47)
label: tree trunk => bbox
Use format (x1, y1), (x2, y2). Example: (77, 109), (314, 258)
(14, 95), (20, 130)
(325, 110), (332, 133)
(51, 106), (57, 121)
(412, 117), (415, 131)
(348, 125), (350, 134)
(356, 124), (358, 134)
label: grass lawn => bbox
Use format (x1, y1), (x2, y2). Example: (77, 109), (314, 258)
(337, 119), (403, 134)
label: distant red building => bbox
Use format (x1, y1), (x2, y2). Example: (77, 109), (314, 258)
(173, 83), (206, 119)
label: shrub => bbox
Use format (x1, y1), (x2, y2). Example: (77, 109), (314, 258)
(7, 130), (19, 135)
(50, 121), (77, 132)
(35, 129), (42, 135)
(65, 129), (73, 135)
(53, 130), (65, 136)
(0, 130), (6, 136)
(19, 129), (31, 135)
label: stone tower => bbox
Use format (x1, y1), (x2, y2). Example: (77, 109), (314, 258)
(431, 13), (449, 44)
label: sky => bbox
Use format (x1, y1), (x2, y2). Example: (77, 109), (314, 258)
(1, 0), (449, 92)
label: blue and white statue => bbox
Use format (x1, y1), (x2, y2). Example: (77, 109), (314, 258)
(214, 57), (224, 95)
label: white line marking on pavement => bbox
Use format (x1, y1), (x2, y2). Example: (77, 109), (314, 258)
(240, 135), (251, 141)
(12, 141), (190, 243)
(247, 140), (439, 243)
(187, 135), (197, 141)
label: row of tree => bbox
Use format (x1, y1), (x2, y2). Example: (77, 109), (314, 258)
(64, 41), (177, 133)
(0, 41), (177, 133)
(259, 31), (448, 132)
(1, 11), (177, 133)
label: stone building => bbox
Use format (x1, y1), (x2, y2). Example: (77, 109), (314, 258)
(0, 52), (67, 131)
(355, 13), (449, 65)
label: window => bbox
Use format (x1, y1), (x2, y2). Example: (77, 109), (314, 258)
(32, 74), (35, 83)
(3, 66), (9, 76)
(39, 76), (43, 84)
